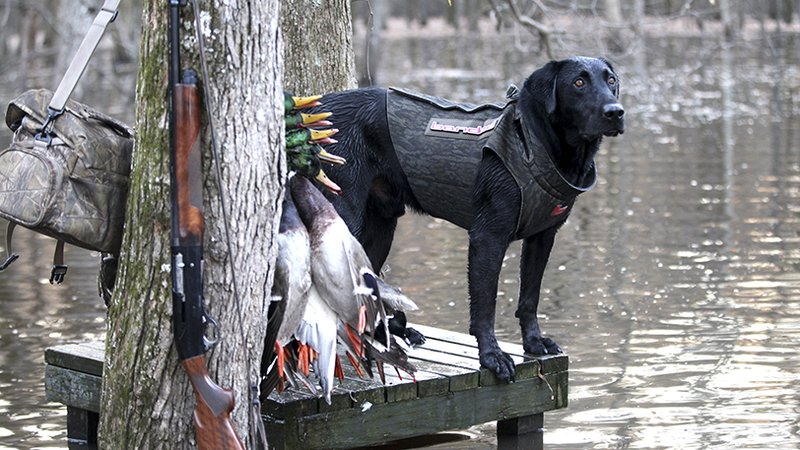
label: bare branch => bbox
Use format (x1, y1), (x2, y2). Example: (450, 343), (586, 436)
(504, 0), (563, 59)
(505, 0), (562, 36)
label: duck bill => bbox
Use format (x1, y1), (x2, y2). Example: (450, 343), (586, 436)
(291, 94), (322, 109)
(315, 169), (343, 195)
(318, 149), (347, 165)
(301, 111), (332, 125)
(311, 137), (338, 146)
(309, 128), (339, 141)
(301, 120), (333, 129)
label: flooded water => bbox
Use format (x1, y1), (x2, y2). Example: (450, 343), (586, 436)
(1, 19), (800, 450)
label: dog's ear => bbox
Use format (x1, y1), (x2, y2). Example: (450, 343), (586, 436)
(541, 60), (561, 116)
(598, 57), (620, 98)
(525, 60), (561, 116)
(599, 57), (615, 73)
(547, 73), (558, 115)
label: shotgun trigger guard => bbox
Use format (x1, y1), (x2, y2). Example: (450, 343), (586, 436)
(202, 311), (219, 351)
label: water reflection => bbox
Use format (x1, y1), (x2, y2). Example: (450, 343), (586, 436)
(0, 228), (105, 449)
(0, 20), (799, 450)
(376, 30), (800, 450)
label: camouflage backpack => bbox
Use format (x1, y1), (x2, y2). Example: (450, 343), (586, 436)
(0, 0), (130, 284)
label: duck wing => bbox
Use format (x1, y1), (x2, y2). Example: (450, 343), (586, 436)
(273, 229), (312, 345)
(341, 237), (390, 343)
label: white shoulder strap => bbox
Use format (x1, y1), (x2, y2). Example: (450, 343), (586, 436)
(48, 0), (121, 112)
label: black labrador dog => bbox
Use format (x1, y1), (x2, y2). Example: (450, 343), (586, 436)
(314, 57), (624, 381)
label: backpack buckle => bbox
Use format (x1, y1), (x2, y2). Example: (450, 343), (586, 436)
(50, 265), (68, 284)
(35, 107), (65, 145)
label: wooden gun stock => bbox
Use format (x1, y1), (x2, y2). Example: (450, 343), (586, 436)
(182, 355), (245, 450)
(174, 76), (204, 242)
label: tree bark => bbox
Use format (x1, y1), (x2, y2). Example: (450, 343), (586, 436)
(99, 0), (283, 448)
(281, 0), (357, 94)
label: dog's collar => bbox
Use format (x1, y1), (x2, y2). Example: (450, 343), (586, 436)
(483, 102), (598, 238)
(513, 105), (598, 198)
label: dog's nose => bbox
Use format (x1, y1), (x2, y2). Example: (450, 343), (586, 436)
(603, 103), (625, 120)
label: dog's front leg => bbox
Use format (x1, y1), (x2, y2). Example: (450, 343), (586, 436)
(518, 226), (562, 355)
(468, 229), (515, 382)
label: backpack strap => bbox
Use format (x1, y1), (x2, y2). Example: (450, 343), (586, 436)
(37, 0), (121, 142)
(0, 222), (19, 271)
(50, 240), (68, 284)
(49, 0), (121, 112)
(0, 226), (69, 283)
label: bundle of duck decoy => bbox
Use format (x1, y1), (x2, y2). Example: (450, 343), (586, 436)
(261, 94), (419, 405)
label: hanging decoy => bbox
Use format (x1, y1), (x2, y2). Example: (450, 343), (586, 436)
(289, 175), (388, 339)
(271, 186), (313, 348)
(261, 185), (312, 397)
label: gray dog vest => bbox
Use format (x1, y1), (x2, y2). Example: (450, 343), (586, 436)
(387, 88), (596, 239)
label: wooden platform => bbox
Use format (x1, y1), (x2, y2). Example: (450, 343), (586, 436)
(44, 324), (568, 449)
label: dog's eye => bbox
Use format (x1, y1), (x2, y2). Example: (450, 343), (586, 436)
(574, 78), (585, 88)
(608, 76), (617, 86)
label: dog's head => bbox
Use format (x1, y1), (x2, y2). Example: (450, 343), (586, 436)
(524, 56), (624, 141)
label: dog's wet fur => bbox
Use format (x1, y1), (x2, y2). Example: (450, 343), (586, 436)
(316, 57), (624, 381)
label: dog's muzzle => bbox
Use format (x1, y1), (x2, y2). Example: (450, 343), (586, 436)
(603, 102), (625, 136)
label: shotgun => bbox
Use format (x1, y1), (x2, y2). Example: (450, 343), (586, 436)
(169, 1), (244, 448)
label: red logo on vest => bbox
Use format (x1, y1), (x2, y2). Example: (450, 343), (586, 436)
(551, 204), (569, 216)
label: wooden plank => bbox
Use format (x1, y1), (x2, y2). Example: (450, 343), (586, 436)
(405, 347), (479, 391)
(407, 360), (461, 397)
(44, 331), (569, 450)
(288, 370), (568, 449)
(378, 367), (418, 403)
(412, 324), (569, 376)
(410, 339), (543, 386)
(44, 365), (102, 413)
(413, 323), (535, 360)
(45, 343), (104, 376)
(264, 387), (319, 419)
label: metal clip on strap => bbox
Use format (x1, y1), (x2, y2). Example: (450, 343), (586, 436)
(50, 240), (68, 284)
(0, 222), (19, 271)
(34, 107), (65, 145)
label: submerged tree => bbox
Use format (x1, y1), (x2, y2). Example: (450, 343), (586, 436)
(100, 0), (283, 447)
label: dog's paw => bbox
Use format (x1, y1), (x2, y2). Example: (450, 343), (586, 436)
(404, 327), (426, 346)
(479, 346), (516, 382)
(542, 337), (562, 354)
(523, 336), (563, 355)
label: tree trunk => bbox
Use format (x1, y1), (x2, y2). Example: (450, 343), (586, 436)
(99, 0), (283, 448)
(602, 0), (624, 53)
(282, 0), (357, 94)
(719, 0), (737, 41)
(358, 0), (384, 87)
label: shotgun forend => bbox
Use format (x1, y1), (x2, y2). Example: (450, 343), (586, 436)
(173, 69), (204, 245)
